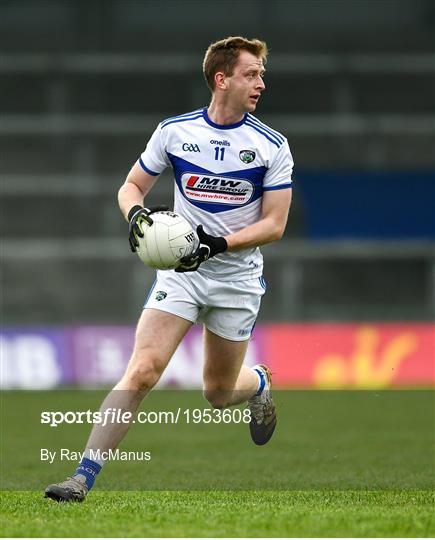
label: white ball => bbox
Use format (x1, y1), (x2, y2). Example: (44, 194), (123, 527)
(136, 211), (197, 270)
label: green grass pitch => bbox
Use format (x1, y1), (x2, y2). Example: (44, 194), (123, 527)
(1, 389), (434, 536)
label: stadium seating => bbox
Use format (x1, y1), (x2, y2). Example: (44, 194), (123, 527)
(1, 0), (434, 324)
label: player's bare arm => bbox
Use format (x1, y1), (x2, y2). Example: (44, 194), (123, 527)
(224, 187), (292, 251)
(118, 162), (169, 252)
(175, 188), (292, 273)
(117, 161), (160, 221)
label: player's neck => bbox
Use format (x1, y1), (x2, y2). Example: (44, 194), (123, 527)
(207, 101), (246, 126)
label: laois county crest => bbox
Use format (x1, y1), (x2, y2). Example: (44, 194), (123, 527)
(239, 149), (256, 164)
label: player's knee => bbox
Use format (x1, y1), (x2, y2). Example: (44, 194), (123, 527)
(124, 363), (160, 391)
(203, 388), (231, 409)
(123, 348), (163, 391)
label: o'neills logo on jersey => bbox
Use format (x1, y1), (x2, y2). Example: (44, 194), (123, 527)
(181, 173), (254, 205)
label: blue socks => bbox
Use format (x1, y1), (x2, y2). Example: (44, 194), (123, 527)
(74, 457), (102, 490)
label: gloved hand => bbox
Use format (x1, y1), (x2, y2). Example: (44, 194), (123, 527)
(128, 205), (169, 252)
(175, 225), (227, 272)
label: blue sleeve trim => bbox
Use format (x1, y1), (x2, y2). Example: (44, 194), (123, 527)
(245, 121), (281, 148)
(139, 158), (159, 176)
(161, 114), (203, 129)
(247, 115), (285, 144)
(263, 182), (293, 191)
(161, 108), (204, 127)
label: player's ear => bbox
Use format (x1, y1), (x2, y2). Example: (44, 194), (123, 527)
(214, 71), (228, 90)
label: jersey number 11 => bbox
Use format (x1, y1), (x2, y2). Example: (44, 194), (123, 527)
(214, 147), (225, 161)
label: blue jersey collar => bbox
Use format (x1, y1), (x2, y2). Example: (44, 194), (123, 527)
(202, 107), (247, 130)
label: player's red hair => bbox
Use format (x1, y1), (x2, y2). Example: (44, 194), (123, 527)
(203, 36), (268, 91)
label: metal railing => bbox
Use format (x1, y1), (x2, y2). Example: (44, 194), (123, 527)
(3, 239), (434, 321)
(1, 53), (434, 138)
(1, 53), (434, 73)
(1, 114), (433, 136)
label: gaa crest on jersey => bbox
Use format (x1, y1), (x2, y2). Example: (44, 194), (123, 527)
(181, 173), (254, 206)
(239, 150), (256, 164)
(182, 143), (200, 152)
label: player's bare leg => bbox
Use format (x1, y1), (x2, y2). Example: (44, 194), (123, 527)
(202, 328), (256, 407)
(202, 328), (276, 445)
(85, 308), (192, 453)
(44, 309), (192, 502)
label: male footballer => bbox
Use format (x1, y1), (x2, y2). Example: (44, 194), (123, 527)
(45, 36), (293, 502)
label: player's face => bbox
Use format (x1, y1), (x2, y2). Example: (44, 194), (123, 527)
(225, 51), (266, 113)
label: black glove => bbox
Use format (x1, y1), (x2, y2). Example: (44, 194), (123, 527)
(175, 225), (227, 272)
(128, 204), (169, 252)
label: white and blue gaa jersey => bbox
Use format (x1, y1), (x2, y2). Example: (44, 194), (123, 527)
(139, 107), (293, 280)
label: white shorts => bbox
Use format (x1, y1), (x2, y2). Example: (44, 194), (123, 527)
(144, 270), (267, 341)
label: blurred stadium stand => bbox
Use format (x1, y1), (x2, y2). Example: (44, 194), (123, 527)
(1, 0), (434, 324)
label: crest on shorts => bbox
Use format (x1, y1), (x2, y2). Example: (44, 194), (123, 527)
(239, 150), (256, 164)
(155, 291), (167, 301)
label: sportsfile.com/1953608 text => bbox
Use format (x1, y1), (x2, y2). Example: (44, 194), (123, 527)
(40, 408), (252, 428)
